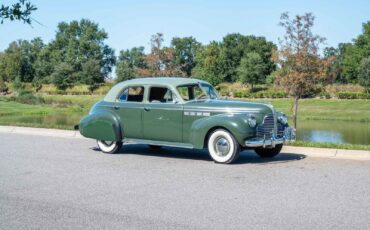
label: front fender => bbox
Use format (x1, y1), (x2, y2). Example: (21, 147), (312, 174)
(79, 109), (122, 141)
(189, 113), (254, 149)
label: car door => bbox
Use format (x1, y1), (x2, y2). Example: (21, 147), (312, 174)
(113, 85), (144, 139)
(143, 86), (183, 142)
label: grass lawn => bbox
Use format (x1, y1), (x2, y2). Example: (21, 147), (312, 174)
(244, 98), (370, 122)
(290, 141), (370, 151)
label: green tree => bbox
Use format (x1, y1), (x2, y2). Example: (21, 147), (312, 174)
(117, 47), (146, 69)
(0, 38), (44, 84)
(342, 22), (370, 83)
(48, 19), (115, 85)
(219, 33), (276, 82)
(115, 62), (135, 82)
(0, 0), (37, 24)
(192, 33), (276, 83)
(323, 44), (348, 83)
(115, 46), (146, 82)
(51, 63), (74, 90)
(0, 41), (22, 82)
(81, 59), (103, 92)
(33, 45), (53, 84)
(358, 57), (370, 93)
(237, 52), (265, 91)
(192, 42), (225, 85)
(0, 75), (8, 93)
(171, 36), (201, 77)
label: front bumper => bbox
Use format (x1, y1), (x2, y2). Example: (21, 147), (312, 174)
(245, 127), (296, 148)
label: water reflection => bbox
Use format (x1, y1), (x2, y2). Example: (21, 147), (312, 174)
(296, 120), (370, 145)
(299, 130), (344, 144)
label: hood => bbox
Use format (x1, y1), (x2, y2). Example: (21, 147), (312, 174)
(183, 99), (274, 115)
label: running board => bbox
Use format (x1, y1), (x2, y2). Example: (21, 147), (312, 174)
(123, 138), (194, 149)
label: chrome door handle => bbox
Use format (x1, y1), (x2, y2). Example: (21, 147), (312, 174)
(114, 106), (119, 110)
(144, 107), (150, 112)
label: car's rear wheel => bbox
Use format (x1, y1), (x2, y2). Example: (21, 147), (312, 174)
(207, 129), (240, 164)
(97, 140), (122, 154)
(254, 144), (283, 158)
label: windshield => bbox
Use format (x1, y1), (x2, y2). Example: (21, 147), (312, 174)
(177, 83), (219, 101)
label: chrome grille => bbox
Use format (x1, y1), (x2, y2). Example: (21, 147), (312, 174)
(277, 123), (285, 138)
(256, 114), (275, 139)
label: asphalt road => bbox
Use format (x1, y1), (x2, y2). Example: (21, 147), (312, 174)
(1, 133), (369, 230)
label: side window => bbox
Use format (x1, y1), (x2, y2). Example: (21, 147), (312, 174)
(177, 86), (190, 101)
(149, 87), (176, 103)
(119, 86), (144, 102)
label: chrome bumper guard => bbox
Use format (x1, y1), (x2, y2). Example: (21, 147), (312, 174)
(245, 127), (296, 148)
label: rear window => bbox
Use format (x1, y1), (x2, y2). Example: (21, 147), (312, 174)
(118, 86), (144, 102)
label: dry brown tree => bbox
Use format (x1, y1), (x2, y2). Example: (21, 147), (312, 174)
(275, 12), (330, 129)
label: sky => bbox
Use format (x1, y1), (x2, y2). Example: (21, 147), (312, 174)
(1, 0), (369, 53)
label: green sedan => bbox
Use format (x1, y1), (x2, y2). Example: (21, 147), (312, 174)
(78, 77), (295, 164)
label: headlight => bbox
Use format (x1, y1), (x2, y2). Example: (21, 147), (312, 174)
(247, 115), (257, 128)
(278, 114), (288, 125)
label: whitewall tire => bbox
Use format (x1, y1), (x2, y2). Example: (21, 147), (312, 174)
(207, 129), (240, 164)
(97, 140), (122, 154)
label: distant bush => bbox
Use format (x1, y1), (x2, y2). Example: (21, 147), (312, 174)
(318, 92), (331, 99)
(28, 83), (112, 95)
(0, 78), (8, 94)
(233, 90), (288, 98)
(10, 89), (45, 105)
(337, 92), (370, 99)
(325, 84), (364, 95)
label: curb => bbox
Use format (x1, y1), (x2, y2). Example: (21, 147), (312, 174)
(1, 125), (369, 161)
(282, 146), (370, 161)
(0, 125), (84, 139)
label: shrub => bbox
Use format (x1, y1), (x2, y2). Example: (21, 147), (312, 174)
(358, 93), (370, 99)
(337, 92), (370, 99)
(52, 63), (75, 91)
(325, 84), (364, 96)
(358, 57), (370, 93)
(231, 90), (288, 98)
(318, 92), (331, 99)
(233, 91), (243, 98)
(0, 77), (8, 94)
(12, 89), (45, 105)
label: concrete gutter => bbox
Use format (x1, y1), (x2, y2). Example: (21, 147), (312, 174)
(1, 125), (369, 161)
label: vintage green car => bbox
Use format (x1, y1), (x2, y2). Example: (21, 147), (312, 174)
(78, 77), (295, 164)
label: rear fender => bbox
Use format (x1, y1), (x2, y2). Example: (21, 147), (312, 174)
(79, 110), (122, 141)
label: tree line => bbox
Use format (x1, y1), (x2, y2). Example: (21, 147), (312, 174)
(0, 18), (369, 94)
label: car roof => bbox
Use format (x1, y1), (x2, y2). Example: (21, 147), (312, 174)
(104, 77), (210, 102)
(120, 77), (208, 87)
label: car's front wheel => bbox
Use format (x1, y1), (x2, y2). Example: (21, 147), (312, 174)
(207, 129), (240, 164)
(97, 140), (122, 154)
(254, 144), (283, 158)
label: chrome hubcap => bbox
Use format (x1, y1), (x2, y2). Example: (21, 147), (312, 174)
(214, 137), (230, 156)
(102, 141), (114, 146)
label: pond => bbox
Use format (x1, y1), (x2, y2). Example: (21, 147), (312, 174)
(1, 113), (369, 145)
(296, 119), (370, 145)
